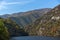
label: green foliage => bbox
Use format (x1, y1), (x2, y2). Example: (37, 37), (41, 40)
(0, 18), (28, 40)
(0, 19), (9, 40)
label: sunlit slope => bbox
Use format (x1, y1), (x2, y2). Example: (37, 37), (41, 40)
(25, 5), (60, 36)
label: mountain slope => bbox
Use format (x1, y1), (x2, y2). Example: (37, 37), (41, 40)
(4, 18), (28, 36)
(0, 8), (51, 28)
(0, 18), (28, 40)
(25, 5), (60, 36)
(7, 8), (51, 28)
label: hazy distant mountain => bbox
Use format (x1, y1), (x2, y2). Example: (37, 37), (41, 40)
(25, 5), (60, 36)
(0, 8), (51, 28)
(0, 8), (51, 18)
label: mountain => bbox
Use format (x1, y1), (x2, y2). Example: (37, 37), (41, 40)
(25, 5), (60, 36)
(0, 18), (28, 40)
(0, 8), (51, 28)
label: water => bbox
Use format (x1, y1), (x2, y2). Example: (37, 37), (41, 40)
(10, 36), (60, 40)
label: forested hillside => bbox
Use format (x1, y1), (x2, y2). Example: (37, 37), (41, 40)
(0, 18), (28, 40)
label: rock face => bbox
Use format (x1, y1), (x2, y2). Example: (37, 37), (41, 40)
(25, 5), (60, 36)
(51, 16), (60, 20)
(1, 8), (51, 28)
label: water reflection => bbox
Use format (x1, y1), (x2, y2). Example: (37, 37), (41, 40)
(10, 36), (60, 40)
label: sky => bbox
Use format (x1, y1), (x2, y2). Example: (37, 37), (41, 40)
(0, 0), (60, 15)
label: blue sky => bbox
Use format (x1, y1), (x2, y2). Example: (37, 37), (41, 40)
(0, 0), (60, 15)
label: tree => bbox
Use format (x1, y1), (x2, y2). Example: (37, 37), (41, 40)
(0, 19), (9, 40)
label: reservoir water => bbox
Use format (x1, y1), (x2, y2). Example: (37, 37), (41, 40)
(10, 36), (60, 40)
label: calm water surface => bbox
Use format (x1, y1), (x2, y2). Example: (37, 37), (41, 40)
(10, 36), (60, 40)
